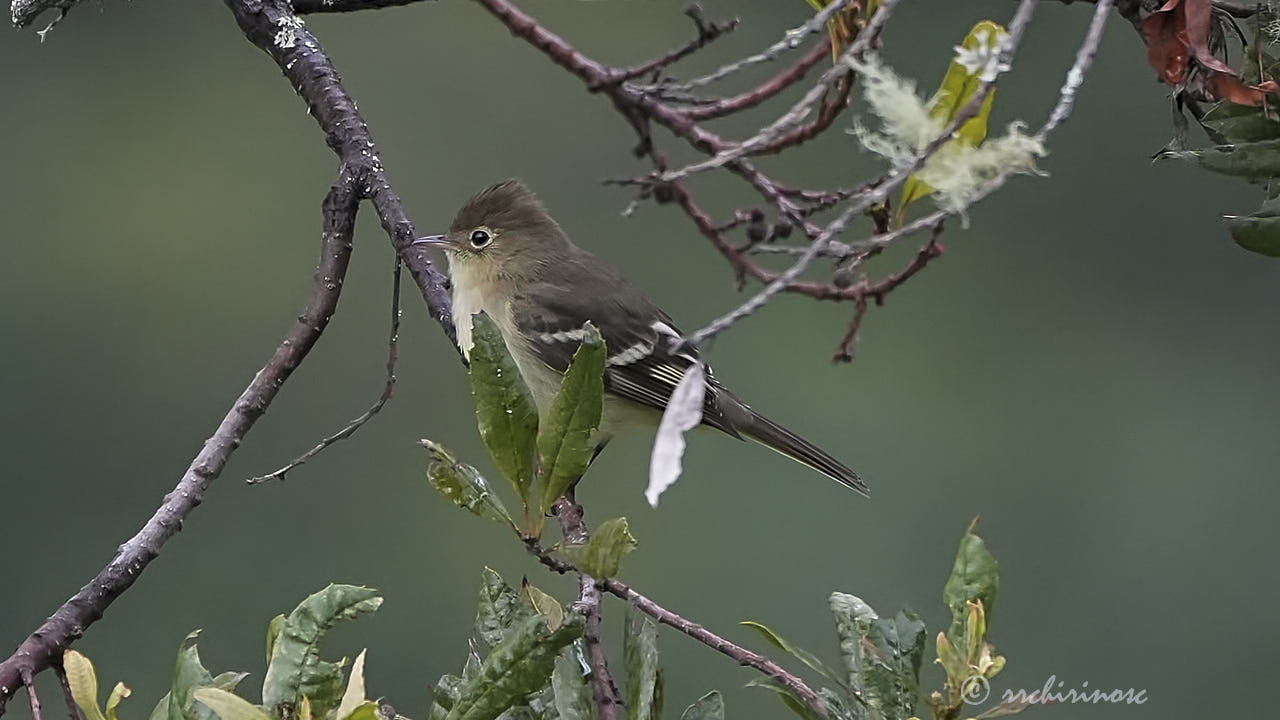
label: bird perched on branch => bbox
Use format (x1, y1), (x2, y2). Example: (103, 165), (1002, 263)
(414, 180), (866, 496)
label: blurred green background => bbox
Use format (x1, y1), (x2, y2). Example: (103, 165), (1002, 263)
(2, 2), (1278, 719)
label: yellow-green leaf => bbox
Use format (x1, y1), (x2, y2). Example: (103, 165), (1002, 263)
(191, 689), (275, 720)
(105, 683), (131, 720)
(64, 649), (108, 720)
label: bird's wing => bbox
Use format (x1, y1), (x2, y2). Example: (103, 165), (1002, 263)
(510, 282), (744, 438)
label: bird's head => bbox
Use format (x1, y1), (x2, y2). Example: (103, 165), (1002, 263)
(413, 179), (568, 274)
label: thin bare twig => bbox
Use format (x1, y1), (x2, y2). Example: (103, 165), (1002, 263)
(658, 0), (901, 183)
(595, 5), (739, 89)
(683, 39), (830, 121)
(248, 256), (404, 484)
(22, 666), (44, 720)
(526, 527), (830, 719)
(51, 667), (81, 720)
(553, 495), (623, 720)
(640, 0), (853, 94)
(833, 224), (945, 362)
(1039, 0), (1113, 140)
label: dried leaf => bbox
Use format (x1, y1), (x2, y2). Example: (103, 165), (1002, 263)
(645, 362), (705, 507)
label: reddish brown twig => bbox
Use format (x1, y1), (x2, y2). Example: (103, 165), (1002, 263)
(552, 495), (624, 720)
(833, 225), (946, 362)
(684, 40), (831, 120)
(531, 498), (829, 720)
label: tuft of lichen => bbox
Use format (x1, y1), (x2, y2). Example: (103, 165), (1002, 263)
(847, 55), (1045, 213)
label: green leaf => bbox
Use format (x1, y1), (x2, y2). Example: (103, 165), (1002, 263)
(335, 649), (369, 720)
(522, 583), (566, 633)
(537, 323), (605, 515)
(1160, 138), (1280, 179)
(468, 312), (539, 503)
(858, 610), (927, 720)
(445, 614), (584, 720)
(424, 439), (517, 529)
(429, 675), (464, 720)
(899, 20), (1005, 216)
(1200, 101), (1280, 143)
(560, 518), (637, 579)
(551, 647), (592, 720)
(151, 632), (219, 720)
(1226, 193), (1280, 256)
(742, 679), (821, 720)
(624, 614), (660, 720)
(738, 621), (842, 688)
(64, 649), (108, 720)
(262, 585), (383, 717)
(477, 568), (534, 649)
(106, 683), (132, 720)
(191, 689), (274, 720)
(942, 521), (999, 643)
(679, 691), (723, 720)
(828, 592), (878, 691)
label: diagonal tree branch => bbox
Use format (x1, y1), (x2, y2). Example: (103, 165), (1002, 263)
(1, 0), (460, 709)
(0, 166), (363, 714)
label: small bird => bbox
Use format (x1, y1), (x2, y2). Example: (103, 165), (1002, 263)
(414, 180), (866, 496)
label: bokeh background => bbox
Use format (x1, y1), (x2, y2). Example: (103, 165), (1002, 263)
(3, 2), (1278, 719)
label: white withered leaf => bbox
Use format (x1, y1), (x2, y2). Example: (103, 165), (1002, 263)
(646, 361), (706, 507)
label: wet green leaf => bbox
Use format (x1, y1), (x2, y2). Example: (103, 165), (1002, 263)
(624, 614), (660, 720)
(468, 312), (539, 503)
(738, 622), (841, 687)
(900, 21), (1005, 216)
(262, 585), (383, 717)
(64, 649), (108, 720)
(1160, 138), (1280, 179)
(424, 439), (517, 529)
(1226, 193), (1280, 256)
(551, 647), (592, 720)
(742, 679), (821, 720)
(445, 614), (584, 720)
(191, 689), (274, 720)
(538, 323), (605, 516)
(943, 521), (999, 642)
(151, 633), (219, 720)
(1200, 101), (1280, 143)
(477, 568), (534, 649)
(429, 674), (464, 720)
(560, 518), (637, 579)
(859, 610), (927, 720)
(679, 691), (723, 720)
(828, 592), (878, 691)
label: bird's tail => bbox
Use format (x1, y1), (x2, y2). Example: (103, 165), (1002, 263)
(741, 412), (868, 496)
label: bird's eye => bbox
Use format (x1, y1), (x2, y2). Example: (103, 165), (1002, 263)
(469, 228), (492, 248)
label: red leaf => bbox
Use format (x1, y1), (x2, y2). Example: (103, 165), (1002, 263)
(1141, 6), (1189, 84)
(1182, 0), (1233, 73)
(1207, 74), (1280, 106)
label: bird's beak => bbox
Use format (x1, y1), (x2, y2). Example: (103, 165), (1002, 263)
(411, 234), (453, 251)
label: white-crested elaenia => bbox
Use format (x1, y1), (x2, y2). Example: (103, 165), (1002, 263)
(414, 180), (866, 496)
